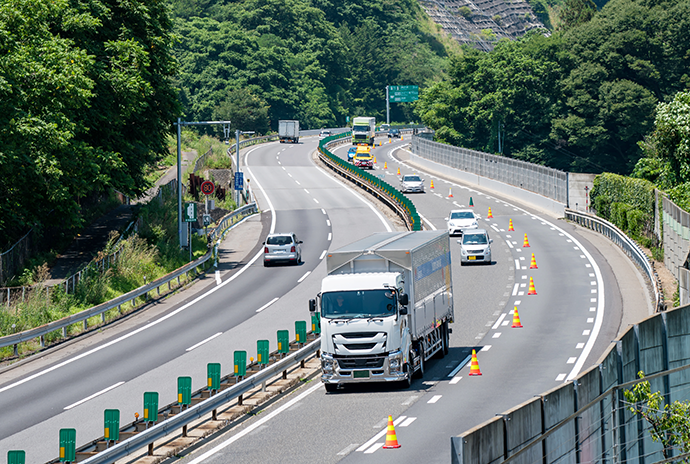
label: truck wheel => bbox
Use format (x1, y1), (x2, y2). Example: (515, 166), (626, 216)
(325, 384), (337, 393)
(399, 364), (412, 389)
(443, 322), (450, 356)
(413, 348), (425, 379)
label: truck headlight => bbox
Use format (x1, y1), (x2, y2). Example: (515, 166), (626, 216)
(388, 351), (403, 373)
(321, 354), (336, 373)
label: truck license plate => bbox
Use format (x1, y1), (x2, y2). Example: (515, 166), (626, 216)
(353, 370), (369, 378)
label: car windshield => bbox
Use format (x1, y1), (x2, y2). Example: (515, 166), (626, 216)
(352, 125), (369, 132)
(322, 290), (397, 319)
(348, 148), (357, 153)
(403, 176), (421, 182)
(463, 233), (488, 245)
(267, 235), (292, 246)
(451, 211), (474, 220)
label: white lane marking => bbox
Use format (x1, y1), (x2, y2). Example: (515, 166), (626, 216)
(492, 333), (501, 338)
(583, 330), (591, 335)
(556, 373), (567, 382)
(514, 300), (521, 305)
(514, 258), (520, 269)
(399, 417), (417, 427)
(420, 213), (436, 230)
(303, 188), (309, 193)
(313, 198), (319, 204)
(64, 381), (125, 410)
(321, 208), (326, 214)
(449, 376), (462, 385)
(587, 318), (594, 323)
(576, 343), (585, 349)
(215, 270), (222, 285)
(326, 220), (331, 226)
(357, 416), (407, 452)
(365, 443), (384, 454)
(298, 271), (311, 283)
(481, 345), (492, 351)
(506, 240), (514, 249)
(186, 332), (223, 351)
(320, 250), (327, 260)
(327, 233), (332, 241)
(590, 307), (596, 312)
(567, 357), (577, 364)
(491, 225), (500, 232)
(512, 283), (519, 296)
(295, 180), (301, 185)
(448, 354), (472, 377)
(427, 395), (442, 404)
(401, 395), (419, 405)
(255, 297), (279, 313)
(492, 313), (507, 330)
(186, 382), (323, 464)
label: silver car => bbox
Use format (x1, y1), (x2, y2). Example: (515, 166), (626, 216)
(263, 233), (302, 266)
(446, 209), (479, 236)
(458, 229), (492, 265)
(400, 174), (425, 193)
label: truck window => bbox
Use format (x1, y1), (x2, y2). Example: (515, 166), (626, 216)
(322, 290), (397, 318)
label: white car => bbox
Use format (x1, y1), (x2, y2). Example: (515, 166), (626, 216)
(446, 209), (479, 236)
(458, 229), (492, 265)
(263, 233), (303, 266)
(319, 129), (332, 139)
(400, 174), (425, 193)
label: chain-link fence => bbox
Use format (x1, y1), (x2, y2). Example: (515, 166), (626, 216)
(411, 137), (568, 204)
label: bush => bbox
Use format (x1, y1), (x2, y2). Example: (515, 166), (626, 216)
(610, 202), (630, 231)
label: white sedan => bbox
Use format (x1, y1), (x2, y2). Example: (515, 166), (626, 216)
(446, 209), (479, 236)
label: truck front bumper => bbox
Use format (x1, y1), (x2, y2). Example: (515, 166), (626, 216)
(320, 351), (407, 384)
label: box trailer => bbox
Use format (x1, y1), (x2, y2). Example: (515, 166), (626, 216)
(278, 120), (300, 143)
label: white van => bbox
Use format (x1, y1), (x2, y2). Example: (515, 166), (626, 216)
(458, 229), (492, 265)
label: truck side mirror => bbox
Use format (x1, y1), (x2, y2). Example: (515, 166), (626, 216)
(309, 299), (316, 313)
(399, 306), (408, 316)
(399, 293), (409, 306)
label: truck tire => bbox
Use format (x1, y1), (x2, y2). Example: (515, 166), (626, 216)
(413, 347), (425, 379)
(399, 364), (412, 389)
(325, 384), (337, 393)
(443, 322), (450, 356)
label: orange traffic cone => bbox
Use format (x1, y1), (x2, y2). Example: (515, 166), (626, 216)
(469, 349), (482, 376)
(508, 219), (514, 231)
(448, 187), (453, 198)
(374, 156), (377, 164)
(523, 233), (530, 247)
(430, 179), (434, 189)
(397, 167), (401, 175)
(530, 253), (538, 269)
(511, 306), (523, 328)
(389, 138), (392, 143)
(528, 277), (537, 295)
(384, 162), (387, 169)
(382, 415), (401, 449)
(488, 207), (493, 218)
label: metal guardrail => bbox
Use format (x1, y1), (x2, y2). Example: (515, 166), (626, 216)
(564, 208), (664, 312)
(80, 338), (320, 464)
(318, 133), (422, 230)
(0, 203), (259, 353)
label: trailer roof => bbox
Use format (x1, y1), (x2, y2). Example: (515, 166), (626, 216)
(327, 231), (448, 274)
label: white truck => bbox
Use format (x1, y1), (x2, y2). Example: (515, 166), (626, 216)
(351, 116), (376, 146)
(278, 120), (300, 143)
(309, 231), (453, 391)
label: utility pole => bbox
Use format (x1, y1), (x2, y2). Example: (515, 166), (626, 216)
(386, 85), (390, 125)
(235, 129), (255, 206)
(173, 119), (231, 248)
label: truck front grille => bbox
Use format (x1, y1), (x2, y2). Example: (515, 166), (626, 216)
(340, 332), (381, 339)
(343, 343), (377, 350)
(338, 358), (385, 369)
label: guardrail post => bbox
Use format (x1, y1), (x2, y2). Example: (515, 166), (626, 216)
(40, 335), (44, 348)
(13, 344), (18, 357)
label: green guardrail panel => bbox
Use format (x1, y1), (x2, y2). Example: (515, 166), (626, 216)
(234, 350), (247, 377)
(104, 409), (120, 442)
(311, 312), (321, 335)
(178, 376), (192, 405)
(207, 363), (221, 390)
(143, 392), (159, 422)
(295, 321), (307, 344)
(8, 450), (25, 464)
(59, 428), (76, 462)
(257, 340), (269, 365)
(277, 329), (290, 354)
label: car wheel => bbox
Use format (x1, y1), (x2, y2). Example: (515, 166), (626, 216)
(263, 260), (269, 267)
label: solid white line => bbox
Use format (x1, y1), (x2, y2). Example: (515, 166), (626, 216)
(400, 417), (417, 427)
(357, 416), (407, 452)
(492, 313), (507, 330)
(419, 212), (436, 230)
(319, 250), (327, 260)
(64, 381), (125, 410)
(448, 354), (472, 377)
(186, 332), (223, 352)
(427, 395), (442, 404)
(298, 271), (311, 283)
(255, 297), (279, 313)
(186, 382), (323, 464)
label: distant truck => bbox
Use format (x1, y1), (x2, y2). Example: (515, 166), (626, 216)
(278, 120), (300, 143)
(351, 117), (376, 146)
(310, 231), (454, 391)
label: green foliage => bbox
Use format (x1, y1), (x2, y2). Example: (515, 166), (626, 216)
(667, 183), (690, 212)
(558, 0), (597, 31)
(590, 173), (655, 237)
(624, 371), (690, 459)
(0, 0), (180, 249)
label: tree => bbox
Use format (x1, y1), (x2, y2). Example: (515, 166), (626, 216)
(624, 372), (690, 460)
(559, 0), (597, 31)
(212, 88), (270, 134)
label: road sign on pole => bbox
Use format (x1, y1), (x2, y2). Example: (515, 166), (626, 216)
(234, 172), (244, 190)
(200, 181), (215, 196)
(388, 85), (419, 103)
(184, 203), (197, 222)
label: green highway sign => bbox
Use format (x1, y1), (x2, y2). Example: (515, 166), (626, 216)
(389, 85), (419, 103)
(389, 85), (418, 92)
(184, 202), (197, 222)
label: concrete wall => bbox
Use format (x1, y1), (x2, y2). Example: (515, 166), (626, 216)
(451, 304), (690, 464)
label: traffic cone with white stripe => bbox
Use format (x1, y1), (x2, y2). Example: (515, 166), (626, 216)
(384, 161), (387, 169)
(382, 415), (401, 449)
(528, 277), (537, 295)
(468, 349), (482, 376)
(523, 233), (530, 247)
(488, 207), (493, 218)
(448, 187), (453, 198)
(530, 253), (538, 269)
(374, 156), (377, 164)
(430, 179), (434, 189)
(397, 167), (400, 175)
(511, 306), (523, 328)
(508, 219), (514, 231)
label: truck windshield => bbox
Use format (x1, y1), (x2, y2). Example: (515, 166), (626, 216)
(352, 125), (369, 132)
(322, 290), (396, 319)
